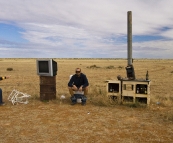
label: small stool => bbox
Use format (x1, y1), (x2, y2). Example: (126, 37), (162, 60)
(74, 91), (84, 103)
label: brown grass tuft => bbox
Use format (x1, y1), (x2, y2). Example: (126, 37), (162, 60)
(6, 67), (13, 71)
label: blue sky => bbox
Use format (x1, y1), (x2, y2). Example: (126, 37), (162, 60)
(0, 0), (173, 58)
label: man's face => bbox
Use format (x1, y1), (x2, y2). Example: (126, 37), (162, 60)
(76, 69), (81, 76)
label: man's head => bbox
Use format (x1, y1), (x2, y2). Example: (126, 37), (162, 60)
(75, 68), (81, 76)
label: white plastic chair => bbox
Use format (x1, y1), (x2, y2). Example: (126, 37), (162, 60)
(8, 89), (31, 105)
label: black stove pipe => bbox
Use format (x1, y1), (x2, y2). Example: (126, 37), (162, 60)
(126, 11), (135, 80)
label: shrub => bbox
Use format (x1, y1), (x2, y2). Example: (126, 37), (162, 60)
(106, 65), (115, 69)
(88, 86), (118, 106)
(7, 68), (13, 71)
(118, 66), (123, 69)
(87, 65), (100, 69)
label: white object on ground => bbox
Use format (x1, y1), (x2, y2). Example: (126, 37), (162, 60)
(8, 89), (31, 105)
(60, 95), (66, 99)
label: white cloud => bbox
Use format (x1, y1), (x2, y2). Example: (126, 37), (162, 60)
(0, 0), (173, 58)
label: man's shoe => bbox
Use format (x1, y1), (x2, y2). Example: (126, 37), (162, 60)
(81, 102), (86, 106)
(0, 102), (5, 106)
(71, 102), (76, 105)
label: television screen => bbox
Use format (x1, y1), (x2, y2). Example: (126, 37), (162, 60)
(39, 61), (49, 73)
(36, 59), (57, 76)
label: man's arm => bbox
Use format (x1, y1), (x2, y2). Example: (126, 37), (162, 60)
(0, 76), (10, 81)
(68, 76), (74, 87)
(82, 74), (89, 88)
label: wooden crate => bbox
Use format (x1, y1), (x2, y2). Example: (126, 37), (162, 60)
(40, 92), (56, 101)
(39, 76), (56, 100)
(40, 76), (56, 84)
(122, 80), (151, 104)
(40, 85), (56, 93)
(106, 80), (121, 102)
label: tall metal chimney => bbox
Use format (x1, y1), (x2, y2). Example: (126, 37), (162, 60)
(126, 11), (135, 80)
(127, 11), (132, 66)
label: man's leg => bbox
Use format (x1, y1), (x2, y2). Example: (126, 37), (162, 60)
(0, 88), (4, 105)
(83, 86), (88, 96)
(70, 95), (77, 105)
(68, 87), (74, 96)
(68, 87), (78, 105)
(81, 86), (88, 105)
(81, 95), (87, 105)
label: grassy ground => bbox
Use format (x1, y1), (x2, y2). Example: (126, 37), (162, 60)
(0, 58), (173, 143)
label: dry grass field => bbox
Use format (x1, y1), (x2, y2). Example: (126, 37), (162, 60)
(0, 58), (173, 143)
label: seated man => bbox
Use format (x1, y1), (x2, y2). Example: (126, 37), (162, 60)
(0, 76), (10, 106)
(68, 68), (89, 105)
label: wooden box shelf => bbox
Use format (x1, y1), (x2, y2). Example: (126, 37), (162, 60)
(122, 80), (150, 104)
(106, 80), (121, 102)
(106, 79), (151, 104)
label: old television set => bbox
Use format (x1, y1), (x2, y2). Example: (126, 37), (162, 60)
(36, 59), (58, 76)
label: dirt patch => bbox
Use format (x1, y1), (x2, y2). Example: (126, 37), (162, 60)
(0, 100), (173, 143)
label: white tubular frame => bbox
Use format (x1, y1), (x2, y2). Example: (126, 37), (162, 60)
(8, 89), (31, 105)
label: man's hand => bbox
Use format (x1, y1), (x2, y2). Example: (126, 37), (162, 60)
(72, 85), (78, 91)
(79, 86), (83, 91)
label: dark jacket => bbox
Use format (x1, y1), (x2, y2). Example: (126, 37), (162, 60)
(68, 73), (89, 88)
